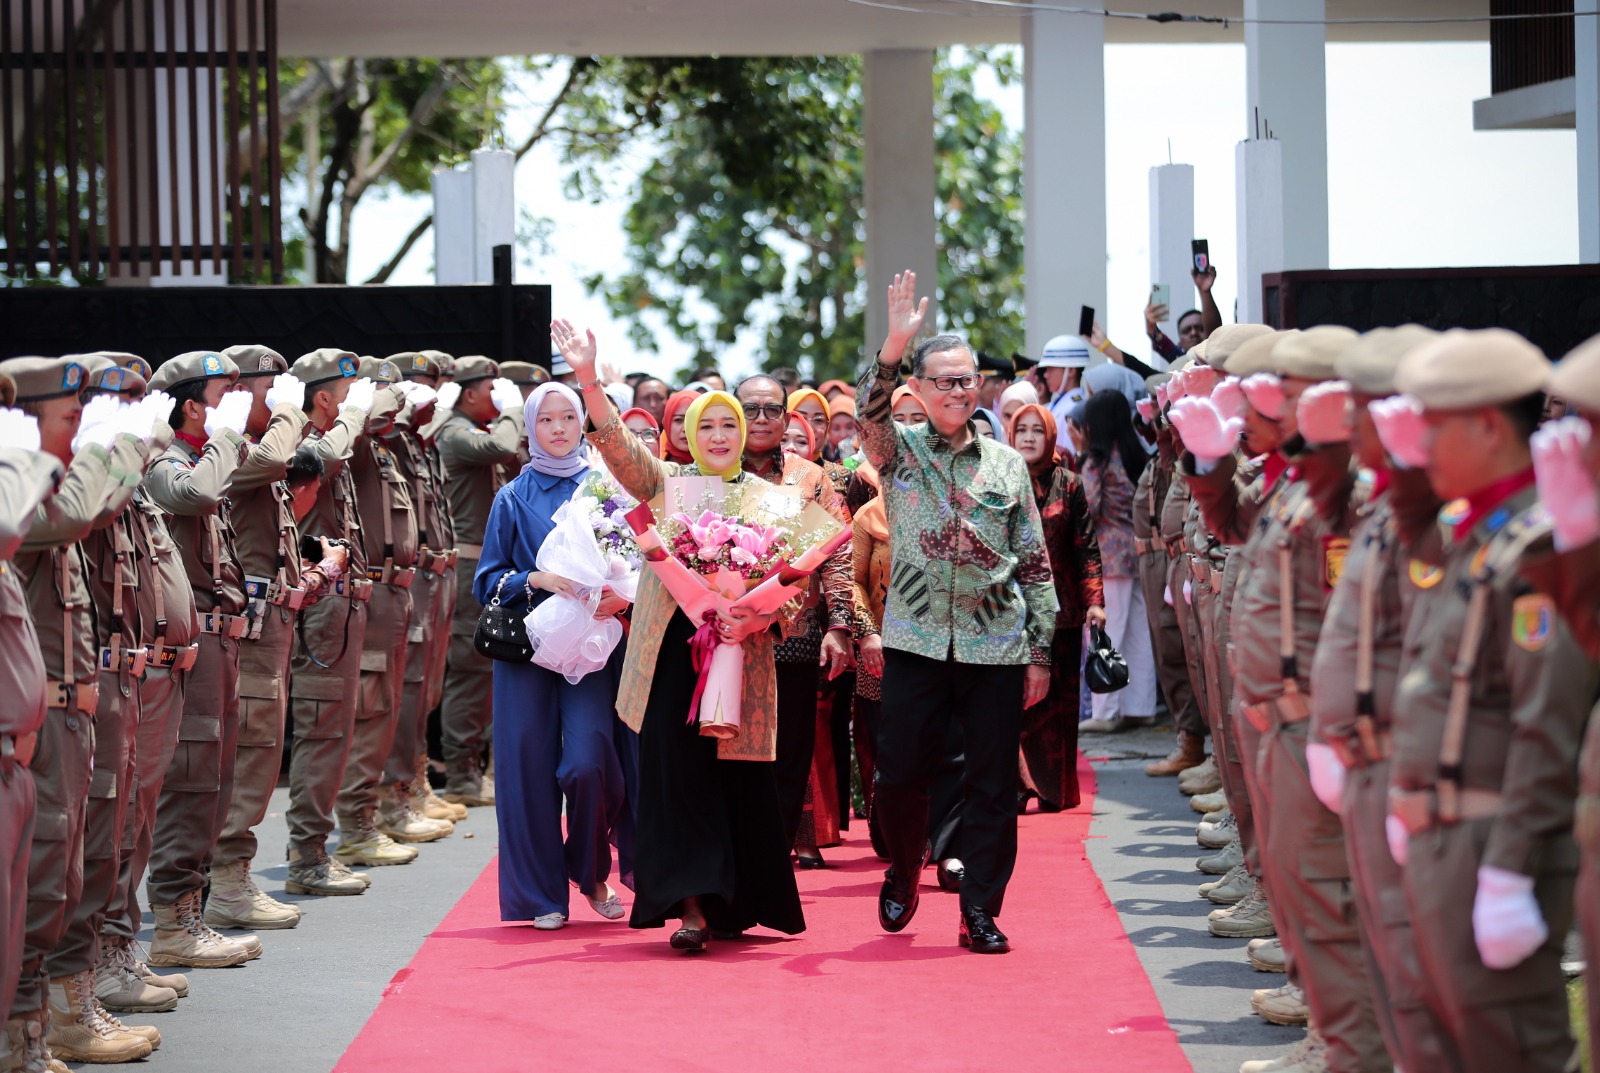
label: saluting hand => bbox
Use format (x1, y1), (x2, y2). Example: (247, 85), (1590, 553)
(1210, 376), (1247, 421)
(1239, 373), (1286, 421)
(0, 408), (40, 453)
(435, 382), (462, 413)
(1531, 416), (1600, 552)
(266, 373), (306, 413)
(1168, 397), (1242, 464)
(1296, 380), (1353, 446)
(1369, 395), (1429, 470)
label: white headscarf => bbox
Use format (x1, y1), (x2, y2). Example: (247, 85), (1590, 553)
(520, 383), (588, 479)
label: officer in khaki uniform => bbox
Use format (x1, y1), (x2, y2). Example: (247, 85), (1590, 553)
(1386, 329), (1598, 1073)
(284, 350), (377, 894)
(436, 358), (526, 806)
(207, 344), (314, 933)
(339, 357), (445, 856)
(141, 352), (260, 974)
(1302, 325), (1458, 1073)
(1520, 335), (1600, 1073)
(5, 356), (153, 1065)
(0, 370), (67, 1066)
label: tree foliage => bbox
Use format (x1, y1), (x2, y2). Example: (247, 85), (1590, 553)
(571, 50), (1025, 382)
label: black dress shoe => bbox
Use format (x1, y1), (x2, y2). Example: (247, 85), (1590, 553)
(1016, 790), (1035, 815)
(958, 905), (1010, 954)
(795, 852), (828, 870)
(877, 871), (920, 933)
(669, 926), (710, 952)
(936, 858), (965, 893)
(1036, 799), (1063, 814)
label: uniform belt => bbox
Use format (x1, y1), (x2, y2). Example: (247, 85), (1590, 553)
(420, 548), (458, 574)
(1, 731), (38, 768)
(332, 577), (374, 603)
(201, 612), (250, 639)
(145, 642), (200, 672)
(1239, 690), (1312, 733)
(1134, 537), (1154, 556)
(47, 680), (99, 714)
(457, 543), (483, 560)
(368, 565), (416, 589)
(1390, 786), (1503, 834)
(99, 645), (149, 678)
(1329, 730), (1393, 769)
(1188, 557), (1209, 586)
(1209, 567), (1224, 592)
(245, 575), (306, 610)
(1170, 537), (1188, 555)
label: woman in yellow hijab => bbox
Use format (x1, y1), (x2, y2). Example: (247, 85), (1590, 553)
(552, 319), (804, 953)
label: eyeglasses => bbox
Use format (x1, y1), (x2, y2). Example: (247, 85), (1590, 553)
(741, 404), (787, 420)
(926, 374), (979, 392)
(629, 427), (661, 442)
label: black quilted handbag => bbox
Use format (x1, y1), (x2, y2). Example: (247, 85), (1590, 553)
(1084, 622), (1130, 695)
(474, 572), (534, 663)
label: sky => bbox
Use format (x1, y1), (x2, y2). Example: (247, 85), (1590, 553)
(344, 41), (1579, 382)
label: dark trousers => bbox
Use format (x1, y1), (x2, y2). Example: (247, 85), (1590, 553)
(774, 661), (819, 849)
(876, 649), (1023, 917)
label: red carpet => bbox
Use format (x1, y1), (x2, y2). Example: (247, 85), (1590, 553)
(336, 754), (1191, 1073)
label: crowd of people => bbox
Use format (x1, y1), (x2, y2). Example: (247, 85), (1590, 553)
(1, 256), (1599, 1073)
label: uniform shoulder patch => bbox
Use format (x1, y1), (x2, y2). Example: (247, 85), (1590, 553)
(1511, 594), (1554, 651)
(1408, 559), (1443, 589)
(1321, 536), (1350, 592)
(1438, 499), (1470, 527)
(1470, 543), (1492, 579)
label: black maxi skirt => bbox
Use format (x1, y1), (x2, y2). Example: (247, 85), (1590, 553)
(627, 611), (806, 935)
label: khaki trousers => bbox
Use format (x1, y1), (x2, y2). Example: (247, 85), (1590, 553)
(214, 607), (297, 868)
(104, 666), (183, 942)
(337, 584), (412, 830)
(1167, 555), (1212, 735)
(0, 756), (35, 1020)
(1137, 549), (1202, 738)
(440, 558), (492, 779)
(147, 632), (241, 907)
(386, 571), (441, 786)
(287, 596), (367, 853)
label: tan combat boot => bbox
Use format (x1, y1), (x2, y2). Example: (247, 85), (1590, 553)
(148, 890), (254, 968)
(1197, 812), (1238, 849)
(2, 1011), (54, 1073)
(1209, 883), (1277, 938)
(1189, 788), (1228, 814)
(1201, 864), (1253, 905)
(285, 845), (368, 896)
(376, 783), (453, 843)
(416, 757), (467, 821)
(442, 755), (494, 807)
(93, 936), (178, 1013)
(205, 860), (301, 931)
(1240, 1027), (1326, 1073)
(1145, 730), (1206, 777)
(118, 938), (189, 998)
(334, 823), (418, 867)
(1179, 754), (1214, 783)
(1252, 982), (1310, 1026)
(1180, 760), (1224, 796)
(44, 971), (152, 1064)
(1248, 937), (1287, 973)
(1197, 838), (1244, 875)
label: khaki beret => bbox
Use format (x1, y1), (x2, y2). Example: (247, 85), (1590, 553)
(1184, 339), (1208, 366)
(418, 350), (455, 380)
(452, 356), (499, 384)
(0, 372), (12, 409)
(77, 354), (147, 397)
(224, 344), (288, 379)
(291, 348), (361, 388)
(1223, 330), (1294, 378)
(1199, 323), (1274, 369)
(1273, 325), (1358, 381)
(148, 351), (239, 393)
(1550, 333), (1600, 412)
(391, 351), (439, 379)
(113, 354), (154, 381)
(3, 356), (90, 402)
(499, 361), (541, 386)
(357, 356), (405, 384)
(1334, 326), (1439, 397)
(1396, 328), (1550, 412)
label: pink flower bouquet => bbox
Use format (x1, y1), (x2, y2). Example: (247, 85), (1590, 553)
(625, 476), (851, 740)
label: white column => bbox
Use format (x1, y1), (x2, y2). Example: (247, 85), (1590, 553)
(1024, 10), (1106, 365)
(432, 166), (474, 285)
(1244, 0), (1328, 272)
(1577, 0), (1600, 262)
(470, 147), (516, 284)
(1148, 163), (1195, 348)
(863, 50), (938, 358)
(1236, 138), (1284, 325)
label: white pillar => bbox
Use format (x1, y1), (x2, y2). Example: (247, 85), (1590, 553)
(432, 166), (474, 285)
(1578, 0), (1600, 262)
(1236, 138), (1284, 325)
(1024, 10), (1106, 365)
(1148, 163), (1195, 349)
(1244, 0), (1328, 272)
(863, 50), (938, 359)
(471, 147), (516, 284)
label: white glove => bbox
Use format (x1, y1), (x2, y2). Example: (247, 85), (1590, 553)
(1304, 742), (1346, 815)
(1155, 383), (1170, 408)
(405, 384), (438, 410)
(1168, 376), (1188, 403)
(140, 391), (176, 441)
(1240, 373), (1287, 420)
(0, 408), (41, 452)
(1169, 397), (1243, 465)
(436, 382), (461, 412)
(265, 373), (305, 413)
(204, 390), (251, 437)
(1187, 365), (1222, 399)
(341, 377), (377, 416)
(1370, 395), (1429, 470)
(1385, 813), (1410, 867)
(1531, 416), (1600, 552)
(1472, 865), (1548, 970)
(115, 400), (149, 441)
(1297, 380), (1353, 446)
(489, 377), (523, 415)
(1136, 398), (1156, 423)
(1211, 376), (1248, 421)
(72, 394), (123, 452)
(1182, 579), (1193, 605)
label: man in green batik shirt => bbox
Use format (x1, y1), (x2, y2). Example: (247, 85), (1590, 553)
(856, 271), (1058, 956)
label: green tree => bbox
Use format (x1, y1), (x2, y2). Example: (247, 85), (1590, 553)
(573, 50), (1025, 382)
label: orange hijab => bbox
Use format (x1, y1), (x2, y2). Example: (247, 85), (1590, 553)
(658, 389), (699, 464)
(786, 388), (831, 462)
(850, 385), (918, 544)
(1008, 402), (1061, 502)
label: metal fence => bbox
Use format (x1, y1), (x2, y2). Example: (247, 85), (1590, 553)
(1, 0), (282, 282)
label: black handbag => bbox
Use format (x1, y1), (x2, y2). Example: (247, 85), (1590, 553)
(474, 572), (534, 663)
(1084, 622), (1130, 695)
